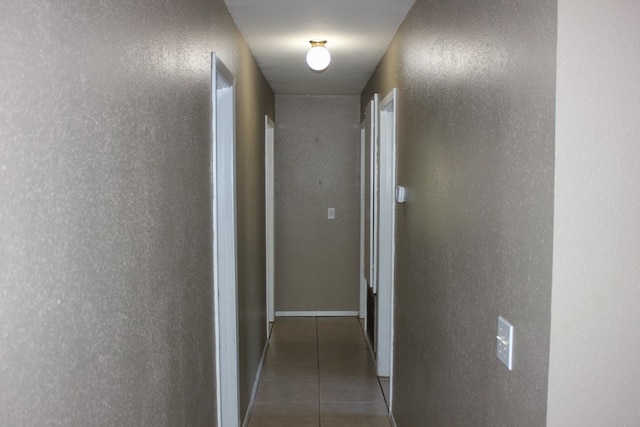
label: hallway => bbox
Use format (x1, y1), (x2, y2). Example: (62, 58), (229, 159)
(248, 317), (390, 427)
(3, 0), (639, 425)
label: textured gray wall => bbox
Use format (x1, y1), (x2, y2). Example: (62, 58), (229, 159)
(548, 0), (640, 424)
(362, 0), (556, 425)
(235, 38), (276, 420)
(0, 1), (273, 425)
(274, 95), (360, 312)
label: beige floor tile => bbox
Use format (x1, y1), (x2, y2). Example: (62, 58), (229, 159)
(316, 316), (360, 327)
(265, 342), (317, 364)
(276, 316), (317, 324)
(317, 324), (363, 334)
(318, 333), (364, 342)
(320, 402), (390, 427)
(320, 362), (377, 382)
(318, 333), (367, 346)
(270, 321), (317, 343)
(318, 326), (363, 340)
(255, 382), (319, 403)
(250, 317), (390, 425)
(320, 381), (385, 403)
(317, 318), (362, 328)
(260, 361), (318, 382)
(248, 403), (319, 427)
(317, 325), (362, 335)
(272, 317), (317, 333)
(317, 325), (363, 335)
(318, 322), (364, 338)
(319, 345), (373, 365)
(270, 331), (317, 344)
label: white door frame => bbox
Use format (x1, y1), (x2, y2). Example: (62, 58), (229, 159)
(211, 53), (240, 427)
(361, 94), (379, 349)
(376, 88), (397, 379)
(359, 123), (366, 318)
(361, 94), (378, 331)
(265, 115), (275, 332)
(368, 95), (379, 296)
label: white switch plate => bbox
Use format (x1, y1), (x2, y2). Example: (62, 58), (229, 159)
(396, 185), (407, 203)
(328, 207), (335, 220)
(496, 316), (514, 370)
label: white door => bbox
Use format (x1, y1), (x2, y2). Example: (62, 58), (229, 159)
(376, 88), (397, 379)
(211, 53), (240, 427)
(265, 115), (275, 334)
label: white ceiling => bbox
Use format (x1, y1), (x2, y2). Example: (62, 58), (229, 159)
(223, 0), (415, 95)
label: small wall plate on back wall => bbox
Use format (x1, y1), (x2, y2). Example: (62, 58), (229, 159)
(496, 315), (514, 370)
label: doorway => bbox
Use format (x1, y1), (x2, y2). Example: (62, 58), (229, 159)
(265, 115), (275, 336)
(376, 88), (397, 379)
(362, 94), (379, 351)
(211, 53), (240, 427)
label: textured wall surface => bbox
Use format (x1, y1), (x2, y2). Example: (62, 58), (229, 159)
(548, 0), (640, 425)
(274, 95), (361, 312)
(0, 1), (273, 425)
(362, 0), (557, 425)
(234, 36), (276, 420)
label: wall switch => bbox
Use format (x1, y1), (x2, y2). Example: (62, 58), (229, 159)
(396, 185), (407, 203)
(496, 316), (514, 370)
(328, 207), (335, 220)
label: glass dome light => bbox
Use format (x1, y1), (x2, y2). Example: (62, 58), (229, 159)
(306, 40), (331, 71)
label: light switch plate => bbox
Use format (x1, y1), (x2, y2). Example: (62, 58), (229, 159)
(496, 316), (514, 370)
(396, 185), (407, 203)
(328, 207), (335, 220)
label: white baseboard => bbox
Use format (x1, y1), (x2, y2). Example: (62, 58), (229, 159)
(389, 410), (398, 427)
(275, 311), (359, 317)
(241, 334), (269, 427)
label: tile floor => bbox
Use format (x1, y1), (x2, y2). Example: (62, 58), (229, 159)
(247, 316), (391, 427)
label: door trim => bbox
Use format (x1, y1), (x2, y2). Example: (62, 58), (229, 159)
(370, 94), (379, 296)
(376, 88), (397, 381)
(265, 115), (275, 332)
(211, 53), (240, 427)
(363, 94), (379, 349)
(359, 123), (366, 318)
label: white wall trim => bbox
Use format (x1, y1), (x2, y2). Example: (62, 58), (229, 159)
(241, 335), (270, 427)
(359, 122), (367, 319)
(376, 88), (397, 378)
(265, 115), (275, 331)
(370, 94), (380, 295)
(364, 93), (378, 340)
(211, 52), (240, 427)
(276, 311), (359, 317)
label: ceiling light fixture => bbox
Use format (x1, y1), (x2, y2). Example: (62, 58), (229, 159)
(306, 40), (331, 72)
